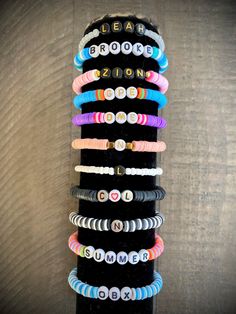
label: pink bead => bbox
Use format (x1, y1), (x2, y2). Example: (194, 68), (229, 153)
(72, 69), (99, 95)
(146, 70), (169, 94)
(132, 140), (166, 152)
(71, 138), (109, 150)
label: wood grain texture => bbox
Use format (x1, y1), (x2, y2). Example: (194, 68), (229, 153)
(0, 0), (235, 313)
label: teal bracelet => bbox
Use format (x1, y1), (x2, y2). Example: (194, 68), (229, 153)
(68, 267), (163, 301)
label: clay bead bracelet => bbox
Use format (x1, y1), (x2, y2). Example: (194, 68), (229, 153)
(72, 112), (167, 128)
(68, 231), (164, 264)
(69, 212), (165, 232)
(71, 138), (166, 153)
(68, 267), (163, 301)
(70, 186), (166, 202)
(74, 42), (168, 73)
(74, 165), (163, 176)
(72, 69), (169, 94)
(73, 86), (167, 110)
(78, 21), (165, 52)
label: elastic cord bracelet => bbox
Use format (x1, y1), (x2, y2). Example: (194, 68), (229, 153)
(78, 21), (165, 52)
(71, 138), (166, 153)
(73, 86), (167, 110)
(68, 267), (163, 301)
(74, 42), (168, 73)
(74, 165), (163, 176)
(72, 69), (168, 94)
(70, 186), (166, 202)
(72, 112), (167, 128)
(68, 231), (164, 264)
(69, 212), (165, 232)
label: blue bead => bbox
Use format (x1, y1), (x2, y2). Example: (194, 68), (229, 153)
(146, 286), (153, 298)
(141, 287), (148, 300)
(135, 288), (142, 300)
(151, 47), (159, 59)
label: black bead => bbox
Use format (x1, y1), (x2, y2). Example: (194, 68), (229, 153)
(114, 165), (126, 176)
(124, 21), (134, 33)
(112, 67), (123, 79)
(135, 68), (145, 79)
(100, 67), (111, 79)
(124, 68), (134, 79)
(111, 21), (122, 33)
(100, 23), (110, 34)
(135, 23), (146, 36)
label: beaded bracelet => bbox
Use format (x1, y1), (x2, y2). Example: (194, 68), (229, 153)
(73, 86), (167, 110)
(78, 21), (165, 52)
(68, 231), (164, 264)
(68, 267), (163, 301)
(71, 138), (166, 153)
(74, 42), (168, 73)
(72, 112), (167, 128)
(74, 165), (163, 176)
(70, 186), (166, 202)
(69, 212), (164, 232)
(72, 69), (169, 95)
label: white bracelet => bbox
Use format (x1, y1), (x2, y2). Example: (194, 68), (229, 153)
(74, 165), (163, 176)
(78, 21), (165, 52)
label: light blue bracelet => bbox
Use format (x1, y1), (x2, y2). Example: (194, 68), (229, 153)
(74, 42), (168, 73)
(73, 86), (167, 110)
(68, 267), (163, 301)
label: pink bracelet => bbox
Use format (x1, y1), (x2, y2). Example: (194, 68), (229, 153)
(71, 138), (166, 152)
(68, 231), (164, 264)
(72, 69), (169, 95)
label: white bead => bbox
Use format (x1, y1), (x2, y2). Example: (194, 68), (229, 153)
(98, 286), (109, 300)
(126, 86), (137, 99)
(127, 112), (138, 124)
(89, 45), (99, 58)
(105, 251), (116, 264)
(116, 111), (127, 124)
(117, 251), (128, 265)
(143, 45), (153, 58)
(114, 139), (126, 151)
(104, 112), (115, 124)
(121, 190), (133, 202)
(115, 86), (126, 99)
(109, 287), (120, 301)
(109, 189), (121, 202)
(111, 220), (123, 232)
(132, 42), (144, 56)
(84, 246), (95, 259)
(109, 41), (120, 55)
(94, 248), (105, 262)
(99, 43), (109, 56)
(97, 190), (109, 202)
(104, 88), (115, 100)
(128, 251), (140, 264)
(121, 287), (132, 301)
(139, 249), (150, 262)
(121, 41), (132, 55)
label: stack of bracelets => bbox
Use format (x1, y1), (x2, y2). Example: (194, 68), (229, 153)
(68, 15), (169, 312)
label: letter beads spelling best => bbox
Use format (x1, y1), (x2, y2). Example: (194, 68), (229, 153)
(68, 15), (169, 314)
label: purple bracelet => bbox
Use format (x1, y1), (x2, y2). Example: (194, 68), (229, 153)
(72, 112), (167, 128)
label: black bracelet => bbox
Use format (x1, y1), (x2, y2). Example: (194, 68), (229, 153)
(70, 185), (166, 202)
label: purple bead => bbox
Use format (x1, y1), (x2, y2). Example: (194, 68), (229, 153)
(146, 115), (167, 128)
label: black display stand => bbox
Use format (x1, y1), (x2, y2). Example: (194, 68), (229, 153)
(75, 14), (163, 314)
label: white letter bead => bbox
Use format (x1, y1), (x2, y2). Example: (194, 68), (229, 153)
(109, 189), (121, 202)
(115, 86), (126, 99)
(104, 112), (115, 124)
(127, 112), (138, 124)
(94, 248), (105, 262)
(116, 111), (127, 124)
(117, 251), (128, 265)
(89, 45), (99, 58)
(133, 42), (144, 56)
(143, 45), (153, 58)
(97, 190), (109, 202)
(105, 251), (116, 264)
(121, 190), (133, 202)
(109, 41), (120, 55)
(99, 43), (109, 56)
(111, 220), (123, 232)
(114, 139), (126, 151)
(109, 287), (120, 301)
(104, 88), (115, 100)
(84, 246), (95, 259)
(127, 86), (137, 99)
(121, 287), (132, 301)
(121, 41), (132, 54)
(98, 286), (109, 300)
(128, 251), (140, 264)
(139, 249), (150, 262)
